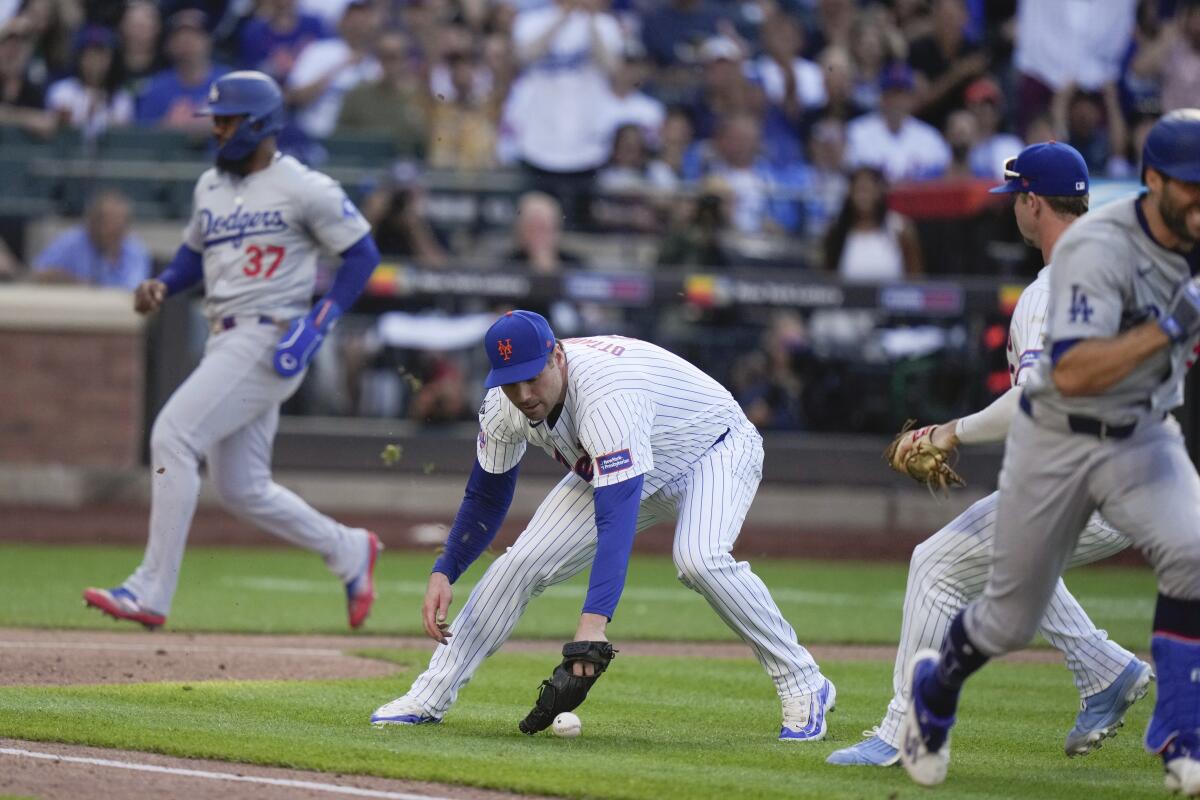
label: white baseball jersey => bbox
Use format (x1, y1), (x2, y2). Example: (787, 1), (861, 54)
(183, 153), (370, 323)
(476, 336), (748, 493)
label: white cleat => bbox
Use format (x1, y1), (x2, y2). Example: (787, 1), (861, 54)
(779, 679), (837, 741)
(370, 695), (441, 726)
(899, 649), (953, 787)
(1166, 756), (1200, 796)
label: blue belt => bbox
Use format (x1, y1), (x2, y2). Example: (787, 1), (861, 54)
(1019, 394), (1137, 440)
(220, 315), (278, 331)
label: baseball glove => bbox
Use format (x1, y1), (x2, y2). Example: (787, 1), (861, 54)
(884, 419), (965, 492)
(518, 641), (616, 734)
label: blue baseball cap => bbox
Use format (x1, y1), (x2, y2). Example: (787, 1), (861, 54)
(989, 141), (1089, 196)
(483, 310), (556, 388)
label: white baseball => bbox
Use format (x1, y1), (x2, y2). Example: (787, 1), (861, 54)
(552, 712), (581, 737)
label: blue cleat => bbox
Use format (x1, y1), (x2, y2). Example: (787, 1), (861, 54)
(899, 649), (955, 786)
(1064, 659), (1154, 757)
(780, 679), (836, 741)
(370, 695), (442, 726)
(826, 729), (900, 766)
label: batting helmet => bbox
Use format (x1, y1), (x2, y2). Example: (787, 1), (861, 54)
(1143, 109), (1200, 184)
(196, 70), (284, 160)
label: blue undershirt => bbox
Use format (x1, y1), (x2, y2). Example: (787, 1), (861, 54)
(433, 462), (520, 583)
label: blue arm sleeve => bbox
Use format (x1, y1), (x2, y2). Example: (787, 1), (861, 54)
(582, 474), (644, 620)
(322, 233), (380, 312)
(157, 244), (203, 296)
(432, 462), (519, 583)
(1051, 338), (1083, 364)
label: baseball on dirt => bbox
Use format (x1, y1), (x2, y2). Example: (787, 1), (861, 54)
(552, 712), (581, 737)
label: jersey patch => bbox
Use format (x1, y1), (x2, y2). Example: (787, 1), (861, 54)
(596, 449), (634, 476)
(478, 430), (487, 450)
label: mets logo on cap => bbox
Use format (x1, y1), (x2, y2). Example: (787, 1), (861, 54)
(483, 310), (558, 389)
(497, 338), (513, 361)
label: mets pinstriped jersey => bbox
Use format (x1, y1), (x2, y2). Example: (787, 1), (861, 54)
(1027, 196), (1200, 418)
(183, 153), (370, 322)
(1007, 265), (1050, 388)
(476, 336), (749, 493)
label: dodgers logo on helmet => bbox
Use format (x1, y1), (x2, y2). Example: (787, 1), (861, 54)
(199, 70), (285, 161)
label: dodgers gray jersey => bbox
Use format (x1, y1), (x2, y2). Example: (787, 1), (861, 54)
(476, 336), (749, 494)
(1027, 196), (1199, 418)
(183, 153), (371, 322)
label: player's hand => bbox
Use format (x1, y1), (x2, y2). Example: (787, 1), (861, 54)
(570, 613), (608, 676)
(133, 279), (167, 315)
(422, 572), (454, 644)
(273, 298), (341, 378)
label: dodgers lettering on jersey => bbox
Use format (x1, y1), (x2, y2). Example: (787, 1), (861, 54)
(1007, 265), (1050, 387)
(476, 336), (749, 493)
(1027, 196), (1199, 418)
(183, 153), (370, 322)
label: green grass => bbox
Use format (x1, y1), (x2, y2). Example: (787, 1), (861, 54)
(0, 544), (1159, 645)
(0, 649), (1165, 799)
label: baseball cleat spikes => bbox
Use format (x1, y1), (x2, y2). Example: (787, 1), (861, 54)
(82, 587), (166, 630)
(346, 531), (382, 630)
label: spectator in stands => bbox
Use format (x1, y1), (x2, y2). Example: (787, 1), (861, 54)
(964, 76), (1023, 179)
(801, 45), (866, 131)
(750, 12), (824, 167)
(1129, 0), (1200, 113)
(823, 165), (923, 281)
(506, 191), (582, 274)
(117, 0), (164, 96)
(20, 0), (83, 77)
(1012, 0), (1138, 135)
(657, 106), (695, 180)
(1051, 82), (1127, 176)
(844, 62), (951, 183)
(360, 163), (447, 268)
(943, 109), (979, 179)
(599, 45), (665, 147)
(802, 117), (849, 242)
(286, 0), (381, 141)
(803, 0), (855, 58)
(504, 0), (623, 224)
(848, 11), (904, 112)
(640, 0), (723, 68)
(688, 35), (763, 141)
(656, 177), (733, 268)
(30, 189), (151, 289)
(596, 123), (677, 194)
(46, 25), (132, 142)
(406, 350), (470, 423)
(731, 310), (807, 430)
(908, 0), (989, 131)
(135, 10), (227, 131)
(0, 15), (56, 139)
(424, 30), (506, 170)
(238, 0), (328, 85)
(337, 30), (426, 159)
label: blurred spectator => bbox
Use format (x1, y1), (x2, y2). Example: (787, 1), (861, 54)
(749, 12), (824, 166)
(286, 0), (381, 141)
(406, 350), (469, 423)
(20, 0), (83, 77)
(640, 0), (723, 67)
(657, 105), (694, 179)
(848, 11), (904, 112)
(845, 62), (950, 182)
(656, 177), (733, 268)
(1129, 0), (1200, 113)
(908, 0), (989, 130)
(596, 123), (677, 194)
(802, 118), (849, 241)
(46, 25), (132, 142)
(1050, 82), (1127, 176)
(298, 0), (353, 29)
(1121, 0), (1167, 116)
(117, 0), (164, 95)
(1024, 111), (1057, 145)
(506, 191), (582, 274)
(801, 45), (867, 130)
(425, 31), (507, 170)
(238, 0), (328, 85)
(823, 166), (922, 281)
(731, 310), (806, 430)
(1012, 0), (1138, 135)
(803, 0), (855, 58)
(337, 30), (426, 159)
(504, 0), (623, 223)
(135, 10), (228, 130)
(943, 109), (978, 179)
(360, 164), (447, 268)
(687, 35), (763, 141)
(0, 15), (56, 138)
(964, 76), (1023, 179)
(685, 112), (805, 234)
(31, 189), (150, 288)
(599, 46), (665, 147)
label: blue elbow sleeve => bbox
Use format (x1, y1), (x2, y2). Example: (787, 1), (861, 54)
(158, 244), (203, 296)
(433, 462), (519, 583)
(324, 234), (380, 311)
(583, 475), (644, 620)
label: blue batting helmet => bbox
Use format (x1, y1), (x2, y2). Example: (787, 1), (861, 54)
(196, 70), (284, 160)
(1143, 109), (1200, 184)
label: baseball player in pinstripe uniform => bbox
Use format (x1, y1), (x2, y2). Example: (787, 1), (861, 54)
(901, 111), (1200, 794)
(829, 142), (1151, 767)
(372, 310), (837, 740)
(82, 71), (383, 631)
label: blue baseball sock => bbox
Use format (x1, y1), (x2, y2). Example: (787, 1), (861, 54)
(919, 612), (990, 719)
(1145, 593), (1200, 754)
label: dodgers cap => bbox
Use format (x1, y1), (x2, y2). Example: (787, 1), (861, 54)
(483, 310), (557, 388)
(989, 141), (1089, 196)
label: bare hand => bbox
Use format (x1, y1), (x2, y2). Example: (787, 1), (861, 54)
(570, 612), (608, 676)
(133, 279), (167, 314)
(422, 572), (454, 644)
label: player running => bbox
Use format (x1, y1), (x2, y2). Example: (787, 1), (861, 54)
(83, 71), (383, 631)
(828, 142), (1151, 767)
(900, 111), (1200, 795)
(371, 310), (837, 740)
